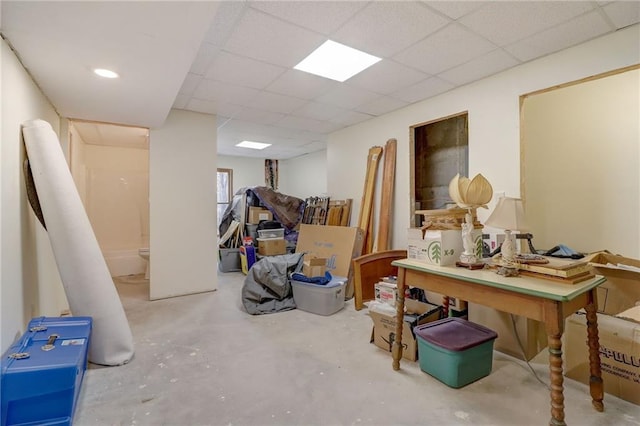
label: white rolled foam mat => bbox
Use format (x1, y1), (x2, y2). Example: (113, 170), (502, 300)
(22, 119), (134, 366)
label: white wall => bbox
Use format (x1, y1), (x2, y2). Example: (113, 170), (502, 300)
(149, 109), (218, 300)
(217, 151), (328, 200)
(1, 39), (68, 352)
(280, 150), (327, 199)
(523, 68), (639, 256)
(217, 155), (266, 194)
(327, 25), (640, 252)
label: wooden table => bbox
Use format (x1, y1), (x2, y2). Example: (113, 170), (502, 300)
(391, 259), (606, 426)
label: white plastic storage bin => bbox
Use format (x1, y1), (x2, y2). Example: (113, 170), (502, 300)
(258, 228), (284, 239)
(291, 276), (346, 316)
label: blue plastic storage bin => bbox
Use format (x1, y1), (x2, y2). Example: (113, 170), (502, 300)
(1, 316), (92, 426)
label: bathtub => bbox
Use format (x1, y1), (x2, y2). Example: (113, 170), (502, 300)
(102, 248), (146, 278)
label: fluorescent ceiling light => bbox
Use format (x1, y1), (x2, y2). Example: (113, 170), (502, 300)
(94, 68), (119, 78)
(294, 40), (381, 82)
(236, 140), (271, 150)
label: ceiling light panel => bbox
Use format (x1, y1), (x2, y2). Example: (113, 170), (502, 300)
(294, 40), (381, 82)
(236, 141), (271, 150)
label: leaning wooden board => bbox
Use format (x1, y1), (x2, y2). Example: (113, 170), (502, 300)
(357, 146), (383, 255)
(376, 138), (397, 252)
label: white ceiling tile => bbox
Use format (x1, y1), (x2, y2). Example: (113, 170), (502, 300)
(172, 94), (189, 109)
(505, 11), (612, 62)
(186, 98), (220, 115)
(602, 1), (640, 29)
(333, 1), (451, 57)
(316, 85), (381, 109)
(250, 91), (309, 114)
(178, 73), (203, 96)
(347, 60), (431, 95)
(202, 1), (248, 47)
(224, 8), (325, 68)
(277, 115), (342, 134)
(355, 96), (410, 116)
(423, 1), (489, 20)
(438, 49), (520, 86)
(233, 107), (286, 125)
(265, 69), (340, 100)
(294, 102), (344, 121)
(390, 77), (455, 104)
(204, 51), (286, 89)
(194, 79), (260, 104)
(250, 1), (366, 35)
(459, 1), (596, 46)
(189, 42), (220, 76)
(329, 110), (375, 126)
(393, 23), (496, 75)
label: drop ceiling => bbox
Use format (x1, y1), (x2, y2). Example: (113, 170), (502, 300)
(2, 1), (638, 159)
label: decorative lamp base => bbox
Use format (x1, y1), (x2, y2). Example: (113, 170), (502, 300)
(496, 265), (519, 277)
(456, 261), (486, 270)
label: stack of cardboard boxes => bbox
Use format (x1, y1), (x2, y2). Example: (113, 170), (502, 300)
(564, 252), (640, 406)
(249, 207), (287, 257)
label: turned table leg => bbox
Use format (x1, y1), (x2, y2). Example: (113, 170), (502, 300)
(585, 301), (604, 412)
(548, 333), (566, 426)
(442, 295), (449, 318)
(392, 268), (406, 371)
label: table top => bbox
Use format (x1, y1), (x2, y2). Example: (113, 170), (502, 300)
(392, 258), (606, 302)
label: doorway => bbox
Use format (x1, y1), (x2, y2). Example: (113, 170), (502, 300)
(410, 112), (469, 227)
(68, 119), (150, 279)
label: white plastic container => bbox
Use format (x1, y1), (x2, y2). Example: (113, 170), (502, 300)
(257, 228), (284, 239)
(291, 276), (346, 316)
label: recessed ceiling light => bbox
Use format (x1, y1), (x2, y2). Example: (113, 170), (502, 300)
(294, 40), (381, 82)
(236, 141), (271, 150)
(93, 68), (119, 79)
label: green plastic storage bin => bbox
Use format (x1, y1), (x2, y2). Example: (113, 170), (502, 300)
(415, 317), (497, 388)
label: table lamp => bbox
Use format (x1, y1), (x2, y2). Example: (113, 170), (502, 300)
(484, 196), (529, 275)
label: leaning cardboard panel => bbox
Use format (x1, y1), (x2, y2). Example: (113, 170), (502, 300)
(468, 303), (547, 361)
(584, 252), (640, 315)
(564, 309), (640, 405)
(295, 224), (364, 299)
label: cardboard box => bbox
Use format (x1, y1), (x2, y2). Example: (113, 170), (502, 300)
(369, 299), (443, 361)
(564, 309), (640, 405)
(248, 206), (273, 224)
(295, 225), (364, 299)
(302, 256), (326, 277)
(407, 228), (429, 263)
(584, 252), (640, 315)
(447, 296), (468, 313)
(374, 282), (398, 307)
(468, 303), (547, 361)
(408, 228), (482, 266)
(257, 238), (286, 256)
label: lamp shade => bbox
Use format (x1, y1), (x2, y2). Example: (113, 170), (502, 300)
(484, 197), (529, 231)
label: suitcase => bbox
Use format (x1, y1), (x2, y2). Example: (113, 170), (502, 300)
(1, 316), (92, 426)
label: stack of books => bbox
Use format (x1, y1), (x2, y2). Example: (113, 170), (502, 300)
(514, 256), (594, 284)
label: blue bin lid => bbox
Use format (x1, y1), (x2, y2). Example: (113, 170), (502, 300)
(291, 276), (346, 289)
(414, 317), (497, 351)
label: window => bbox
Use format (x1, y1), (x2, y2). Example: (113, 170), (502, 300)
(217, 168), (233, 231)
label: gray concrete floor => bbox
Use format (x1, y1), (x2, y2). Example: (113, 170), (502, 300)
(74, 271), (639, 426)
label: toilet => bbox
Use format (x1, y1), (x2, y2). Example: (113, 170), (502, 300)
(138, 248), (150, 279)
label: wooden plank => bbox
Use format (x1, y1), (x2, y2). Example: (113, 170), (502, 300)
(357, 146), (383, 255)
(376, 138), (397, 252)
